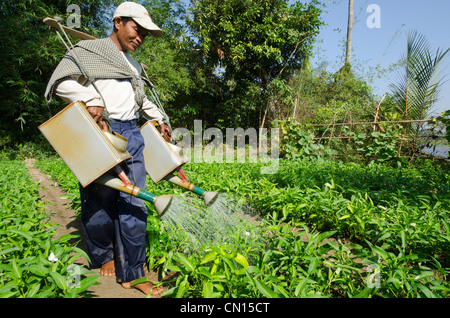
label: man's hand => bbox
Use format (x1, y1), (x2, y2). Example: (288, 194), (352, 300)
(159, 123), (172, 141)
(87, 106), (108, 131)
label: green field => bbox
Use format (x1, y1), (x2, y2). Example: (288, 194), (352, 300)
(8, 154), (443, 298)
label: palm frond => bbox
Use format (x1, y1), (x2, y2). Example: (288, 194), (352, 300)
(389, 30), (449, 134)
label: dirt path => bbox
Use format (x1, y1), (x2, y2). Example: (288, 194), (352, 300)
(24, 158), (163, 298)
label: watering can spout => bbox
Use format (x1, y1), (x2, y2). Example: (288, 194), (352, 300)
(163, 173), (219, 206)
(153, 194), (173, 217)
(203, 191), (219, 206)
(94, 174), (172, 218)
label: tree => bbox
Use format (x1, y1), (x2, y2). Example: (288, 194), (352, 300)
(345, 0), (354, 66)
(0, 0), (117, 149)
(389, 30), (449, 141)
(184, 0), (324, 129)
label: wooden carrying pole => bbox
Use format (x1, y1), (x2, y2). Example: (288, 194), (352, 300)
(43, 17), (149, 70)
(43, 17), (96, 40)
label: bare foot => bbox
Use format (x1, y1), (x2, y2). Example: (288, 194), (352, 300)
(100, 260), (115, 276)
(122, 280), (163, 296)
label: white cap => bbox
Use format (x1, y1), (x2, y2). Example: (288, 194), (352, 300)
(113, 2), (163, 38)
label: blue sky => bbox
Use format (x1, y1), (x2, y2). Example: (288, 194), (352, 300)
(310, 0), (450, 116)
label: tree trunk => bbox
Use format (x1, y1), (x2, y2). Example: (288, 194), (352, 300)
(345, 0), (354, 65)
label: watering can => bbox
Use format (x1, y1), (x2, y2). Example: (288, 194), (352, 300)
(140, 121), (219, 206)
(38, 101), (173, 217)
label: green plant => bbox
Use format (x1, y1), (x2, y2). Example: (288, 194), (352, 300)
(432, 109), (450, 157)
(0, 160), (99, 297)
(163, 245), (251, 298)
(345, 127), (402, 164)
(389, 30), (449, 151)
(275, 120), (336, 159)
(182, 0), (324, 129)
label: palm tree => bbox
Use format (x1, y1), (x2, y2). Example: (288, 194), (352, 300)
(345, 0), (354, 66)
(390, 31), (449, 137)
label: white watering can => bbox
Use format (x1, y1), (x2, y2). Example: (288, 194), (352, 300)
(38, 101), (173, 217)
(39, 101), (218, 217)
(140, 121), (219, 207)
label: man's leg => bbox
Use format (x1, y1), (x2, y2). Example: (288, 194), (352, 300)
(109, 120), (161, 295)
(80, 182), (118, 275)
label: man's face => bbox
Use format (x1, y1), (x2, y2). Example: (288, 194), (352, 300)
(114, 17), (149, 52)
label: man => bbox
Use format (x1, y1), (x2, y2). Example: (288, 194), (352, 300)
(45, 2), (169, 296)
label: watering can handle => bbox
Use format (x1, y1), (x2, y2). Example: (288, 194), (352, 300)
(154, 123), (174, 144)
(84, 106), (109, 132)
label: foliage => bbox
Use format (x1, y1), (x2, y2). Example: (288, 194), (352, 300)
(345, 128), (403, 165)
(0, 160), (99, 297)
(180, 0), (324, 129)
(275, 119), (336, 160)
(0, 140), (55, 161)
(188, 0), (323, 82)
(432, 109), (450, 157)
(287, 65), (377, 125)
(389, 30), (449, 136)
(1, 0), (60, 146)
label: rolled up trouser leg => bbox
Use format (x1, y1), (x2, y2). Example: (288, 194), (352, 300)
(79, 182), (117, 269)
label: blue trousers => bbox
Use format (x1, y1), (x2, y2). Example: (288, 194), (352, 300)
(80, 120), (148, 283)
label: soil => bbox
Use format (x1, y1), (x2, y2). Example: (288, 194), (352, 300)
(24, 158), (165, 298)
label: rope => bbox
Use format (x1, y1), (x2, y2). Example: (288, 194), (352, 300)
(141, 64), (173, 133)
(53, 19), (110, 124)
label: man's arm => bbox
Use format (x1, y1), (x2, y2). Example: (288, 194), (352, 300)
(140, 98), (171, 139)
(55, 76), (108, 131)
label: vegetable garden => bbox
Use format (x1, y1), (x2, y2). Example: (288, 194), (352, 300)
(2, 148), (447, 298)
(1, 0), (449, 300)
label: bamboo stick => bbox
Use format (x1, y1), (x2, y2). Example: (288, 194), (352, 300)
(313, 136), (352, 140)
(309, 119), (432, 127)
(372, 94), (386, 131)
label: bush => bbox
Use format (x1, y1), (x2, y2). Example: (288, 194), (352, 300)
(275, 119), (337, 159)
